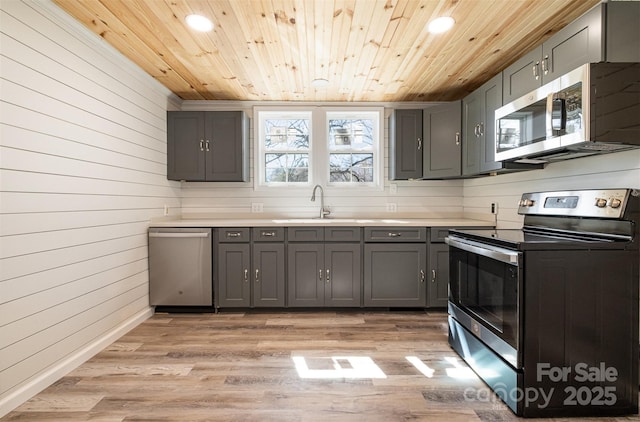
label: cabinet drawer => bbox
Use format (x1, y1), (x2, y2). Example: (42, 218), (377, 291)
(218, 228), (250, 242)
(364, 227), (426, 242)
(288, 227), (324, 242)
(252, 227), (285, 242)
(325, 227), (361, 242)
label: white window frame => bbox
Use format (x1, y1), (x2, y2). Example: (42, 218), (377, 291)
(254, 106), (383, 191)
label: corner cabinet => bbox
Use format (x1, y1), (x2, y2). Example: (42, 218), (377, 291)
(462, 73), (503, 175)
(167, 111), (249, 181)
(363, 227), (427, 307)
(389, 109), (423, 180)
(423, 101), (462, 179)
(502, 2), (640, 104)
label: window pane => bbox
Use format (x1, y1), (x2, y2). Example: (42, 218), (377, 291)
(265, 118), (309, 150)
(328, 119), (373, 150)
(329, 153), (373, 183)
(265, 153), (308, 183)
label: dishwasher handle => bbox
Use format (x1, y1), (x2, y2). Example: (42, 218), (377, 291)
(149, 232), (209, 238)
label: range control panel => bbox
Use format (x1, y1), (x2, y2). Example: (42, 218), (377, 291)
(517, 189), (635, 218)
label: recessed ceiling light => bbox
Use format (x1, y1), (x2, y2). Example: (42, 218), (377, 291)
(186, 14), (214, 32)
(311, 78), (330, 88)
(428, 16), (455, 34)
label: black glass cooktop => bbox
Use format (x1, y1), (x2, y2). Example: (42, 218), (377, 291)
(448, 228), (621, 251)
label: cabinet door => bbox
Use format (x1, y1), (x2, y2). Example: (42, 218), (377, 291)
(502, 47), (542, 105)
(205, 111), (249, 182)
(427, 243), (449, 308)
(287, 244), (324, 307)
(389, 109), (423, 180)
(423, 102), (461, 179)
(325, 244), (361, 307)
(217, 243), (250, 307)
(542, 5), (602, 85)
(364, 243), (426, 307)
(462, 90), (482, 176)
(252, 243), (285, 307)
(167, 111), (206, 181)
(479, 73), (503, 173)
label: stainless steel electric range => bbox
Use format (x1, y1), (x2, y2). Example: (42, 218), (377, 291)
(446, 189), (639, 418)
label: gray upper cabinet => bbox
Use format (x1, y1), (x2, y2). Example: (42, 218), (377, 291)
(503, 2), (640, 104)
(389, 109), (423, 180)
(167, 111), (249, 181)
(423, 101), (462, 179)
(462, 73), (503, 176)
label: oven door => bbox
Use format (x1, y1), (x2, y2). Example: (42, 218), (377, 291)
(446, 235), (523, 368)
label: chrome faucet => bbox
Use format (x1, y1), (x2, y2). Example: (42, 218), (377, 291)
(310, 184), (331, 219)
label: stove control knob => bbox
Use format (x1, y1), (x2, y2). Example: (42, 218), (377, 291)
(608, 198), (622, 208)
(595, 198), (607, 208)
(520, 199), (535, 207)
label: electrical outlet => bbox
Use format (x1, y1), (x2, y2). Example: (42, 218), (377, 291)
(163, 204), (169, 216)
(251, 203), (264, 213)
(386, 203), (397, 212)
(491, 202), (498, 215)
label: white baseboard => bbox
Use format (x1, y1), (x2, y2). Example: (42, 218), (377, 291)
(0, 307), (154, 418)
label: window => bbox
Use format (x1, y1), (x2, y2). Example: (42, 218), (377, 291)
(256, 107), (382, 190)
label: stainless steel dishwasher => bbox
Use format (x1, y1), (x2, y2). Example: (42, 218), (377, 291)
(148, 228), (213, 306)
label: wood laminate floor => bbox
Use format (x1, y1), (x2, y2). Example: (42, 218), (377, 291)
(3, 310), (639, 421)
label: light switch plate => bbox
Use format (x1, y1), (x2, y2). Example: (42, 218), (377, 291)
(251, 203), (264, 213)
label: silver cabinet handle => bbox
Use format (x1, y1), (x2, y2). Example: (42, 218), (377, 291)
(205, 140), (211, 152)
(474, 124), (480, 138)
(261, 231), (276, 237)
(420, 270), (425, 283)
(326, 269), (330, 283)
(255, 269), (260, 283)
(431, 269), (436, 283)
(478, 122), (484, 137)
(244, 269), (248, 282)
(533, 62), (540, 80)
(199, 140), (205, 151)
(387, 232), (401, 237)
(542, 56), (549, 75)
(455, 132), (460, 146)
(226, 232), (242, 238)
(319, 269), (323, 281)
(417, 137), (422, 150)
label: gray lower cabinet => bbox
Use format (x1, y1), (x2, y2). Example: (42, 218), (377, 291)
(287, 227), (362, 307)
(216, 227), (285, 308)
(427, 243), (449, 308)
(363, 227), (427, 307)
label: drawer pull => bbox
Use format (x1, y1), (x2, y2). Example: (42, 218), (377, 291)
(261, 231), (276, 237)
(226, 232), (242, 238)
(387, 232), (401, 237)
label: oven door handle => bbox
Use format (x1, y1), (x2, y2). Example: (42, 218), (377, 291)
(445, 237), (520, 265)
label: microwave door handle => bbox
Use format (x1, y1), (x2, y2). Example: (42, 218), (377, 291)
(445, 237), (520, 265)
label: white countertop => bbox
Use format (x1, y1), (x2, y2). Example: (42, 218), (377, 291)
(149, 214), (495, 228)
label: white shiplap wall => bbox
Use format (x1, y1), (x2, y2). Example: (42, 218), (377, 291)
(463, 150), (640, 228)
(0, 0), (180, 415)
(180, 104), (466, 218)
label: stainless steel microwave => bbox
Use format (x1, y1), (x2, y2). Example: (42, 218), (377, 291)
(495, 62), (640, 164)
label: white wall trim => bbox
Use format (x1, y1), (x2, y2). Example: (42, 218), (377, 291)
(0, 307), (153, 418)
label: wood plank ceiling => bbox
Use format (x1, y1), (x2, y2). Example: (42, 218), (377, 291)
(52, 0), (600, 102)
